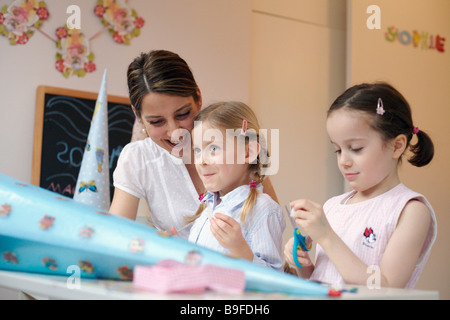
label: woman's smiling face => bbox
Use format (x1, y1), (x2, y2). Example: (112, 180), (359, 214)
(138, 92), (201, 158)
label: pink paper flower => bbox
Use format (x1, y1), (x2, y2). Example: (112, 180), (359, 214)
(84, 61), (96, 73)
(55, 25), (95, 77)
(37, 7), (49, 21)
(94, 4), (105, 18)
(0, 1), (49, 45)
(94, 0), (145, 45)
(134, 16), (145, 29)
(55, 26), (67, 39)
(16, 33), (28, 44)
(55, 60), (65, 72)
(112, 32), (124, 43)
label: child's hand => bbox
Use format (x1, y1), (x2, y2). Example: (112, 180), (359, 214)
(210, 212), (253, 261)
(169, 226), (178, 236)
(290, 199), (332, 244)
(284, 236), (313, 268)
(161, 226), (178, 236)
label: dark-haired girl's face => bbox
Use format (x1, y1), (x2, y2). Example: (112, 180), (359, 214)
(326, 109), (400, 200)
(138, 92), (201, 157)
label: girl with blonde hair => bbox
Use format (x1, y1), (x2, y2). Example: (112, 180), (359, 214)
(186, 101), (285, 270)
(110, 50), (278, 239)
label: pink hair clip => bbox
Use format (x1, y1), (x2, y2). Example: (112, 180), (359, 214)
(198, 192), (206, 202)
(240, 119), (248, 136)
(376, 98), (385, 115)
(413, 126), (420, 135)
(249, 179), (257, 188)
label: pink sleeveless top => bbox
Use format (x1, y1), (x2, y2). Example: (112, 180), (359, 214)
(309, 184), (437, 288)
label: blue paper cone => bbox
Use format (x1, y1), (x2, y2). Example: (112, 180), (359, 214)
(0, 173), (331, 297)
(73, 70), (110, 210)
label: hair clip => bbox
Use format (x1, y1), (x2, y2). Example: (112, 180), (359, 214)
(376, 98), (385, 115)
(240, 119), (248, 136)
(249, 179), (257, 188)
(413, 126), (420, 135)
(198, 192), (206, 202)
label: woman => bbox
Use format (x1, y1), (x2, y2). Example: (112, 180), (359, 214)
(109, 50), (278, 239)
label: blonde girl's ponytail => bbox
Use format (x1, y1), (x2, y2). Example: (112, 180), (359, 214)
(184, 193), (207, 225)
(240, 176), (262, 224)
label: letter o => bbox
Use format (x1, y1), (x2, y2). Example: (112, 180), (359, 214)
(399, 30), (412, 45)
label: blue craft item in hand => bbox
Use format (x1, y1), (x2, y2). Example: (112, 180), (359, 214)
(285, 204), (312, 269)
(292, 228), (311, 269)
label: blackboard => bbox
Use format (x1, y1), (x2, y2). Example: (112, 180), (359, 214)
(32, 86), (134, 201)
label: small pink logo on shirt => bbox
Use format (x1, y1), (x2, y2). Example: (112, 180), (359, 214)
(363, 227), (376, 248)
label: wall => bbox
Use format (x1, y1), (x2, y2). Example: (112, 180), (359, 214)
(0, 0), (251, 182)
(348, 0), (450, 299)
(0, 0), (446, 299)
(0, 0), (251, 299)
(250, 0), (346, 247)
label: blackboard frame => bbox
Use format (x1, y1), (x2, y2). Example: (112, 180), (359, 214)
(32, 85), (133, 199)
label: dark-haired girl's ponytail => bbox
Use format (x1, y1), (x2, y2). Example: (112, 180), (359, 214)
(408, 128), (434, 167)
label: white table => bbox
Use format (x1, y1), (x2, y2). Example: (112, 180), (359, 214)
(0, 269), (439, 300)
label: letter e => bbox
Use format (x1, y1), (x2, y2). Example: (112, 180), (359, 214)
(436, 35), (446, 53)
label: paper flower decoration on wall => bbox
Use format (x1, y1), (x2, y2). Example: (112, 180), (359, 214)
(94, 0), (145, 45)
(0, 0), (49, 45)
(0, 0), (146, 77)
(55, 26), (96, 78)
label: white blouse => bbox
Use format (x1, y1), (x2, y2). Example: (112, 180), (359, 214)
(113, 138), (200, 239)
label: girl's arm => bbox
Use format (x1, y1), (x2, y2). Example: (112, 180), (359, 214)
(109, 188), (140, 220)
(291, 199), (431, 287)
(377, 200), (431, 287)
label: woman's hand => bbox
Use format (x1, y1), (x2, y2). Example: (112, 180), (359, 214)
(210, 212), (253, 261)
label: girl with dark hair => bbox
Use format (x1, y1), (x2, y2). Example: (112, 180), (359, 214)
(285, 82), (437, 288)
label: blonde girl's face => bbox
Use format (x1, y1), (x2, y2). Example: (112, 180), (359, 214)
(326, 108), (399, 198)
(137, 91), (201, 158)
(192, 122), (250, 197)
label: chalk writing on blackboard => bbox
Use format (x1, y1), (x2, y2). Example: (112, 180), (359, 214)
(32, 86), (134, 201)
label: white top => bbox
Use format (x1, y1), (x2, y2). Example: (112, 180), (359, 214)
(188, 185), (286, 270)
(309, 184), (437, 289)
(113, 138), (200, 239)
